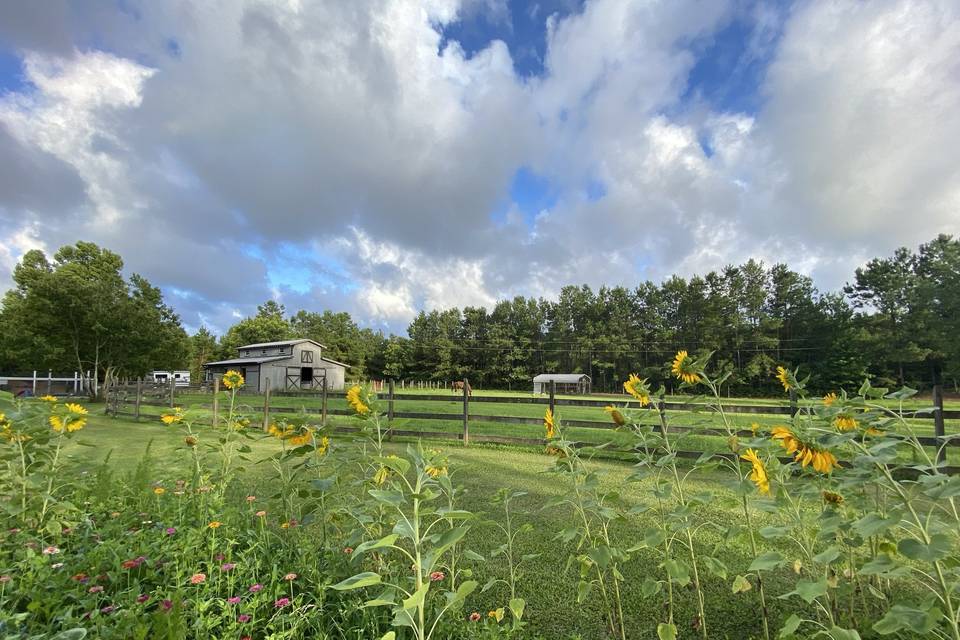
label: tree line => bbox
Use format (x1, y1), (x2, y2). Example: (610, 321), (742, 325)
(1, 236), (957, 397)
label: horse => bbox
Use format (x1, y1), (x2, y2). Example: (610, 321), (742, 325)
(451, 380), (473, 397)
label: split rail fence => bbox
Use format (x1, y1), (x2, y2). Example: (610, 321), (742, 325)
(106, 378), (960, 474)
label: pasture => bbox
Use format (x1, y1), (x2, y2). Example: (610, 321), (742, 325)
(2, 370), (959, 640)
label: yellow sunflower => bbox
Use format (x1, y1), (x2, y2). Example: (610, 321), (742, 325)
(771, 426), (837, 474)
(346, 385), (370, 416)
(775, 366), (792, 392)
(604, 405), (627, 427)
(822, 392), (838, 407)
(623, 374), (651, 406)
(671, 350), (701, 385)
(834, 415), (858, 432)
(64, 403), (88, 416)
(221, 370), (244, 390)
(39, 395), (58, 403)
(740, 448), (770, 495)
(544, 408), (556, 439)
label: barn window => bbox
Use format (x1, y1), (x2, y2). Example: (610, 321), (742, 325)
(301, 351), (314, 363)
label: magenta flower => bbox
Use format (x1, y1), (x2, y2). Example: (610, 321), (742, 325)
(220, 563), (236, 572)
(238, 614), (251, 623)
(165, 527), (176, 536)
(136, 594), (149, 603)
(215, 553), (225, 561)
(88, 585), (104, 593)
(161, 599), (173, 611)
(274, 597), (290, 608)
(227, 596), (241, 604)
(100, 605), (115, 614)
(248, 583), (263, 593)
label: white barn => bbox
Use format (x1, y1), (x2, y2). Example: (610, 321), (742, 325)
(532, 373), (592, 395)
(203, 339), (348, 392)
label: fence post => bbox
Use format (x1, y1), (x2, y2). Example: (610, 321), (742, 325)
(262, 385), (271, 432)
(47, 370), (52, 395)
(135, 380), (142, 420)
(169, 378), (176, 409)
(933, 384), (947, 466)
(462, 377), (470, 446)
(549, 380), (556, 417)
(212, 377), (220, 429)
(657, 393), (668, 436)
(789, 388), (798, 418)
(321, 377), (328, 426)
(32, 370), (36, 396)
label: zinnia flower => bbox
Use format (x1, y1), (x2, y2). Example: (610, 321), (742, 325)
(161, 599), (173, 611)
(543, 408), (555, 439)
(740, 449), (770, 495)
(238, 614), (251, 623)
(153, 487), (165, 495)
(623, 374), (651, 406)
(189, 573), (206, 585)
(221, 370), (245, 390)
(249, 583), (263, 593)
(42, 546), (59, 555)
(429, 571), (445, 582)
(88, 585), (104, 593)
(283, 572), (297, 581)
(221, 563), (236, 572)
(246, 495), (256, 502)
(343, 547), (353, 554)
(227, 596), (241, 604)
(346, 385), (370, 416)
(255, 510), (266, 517)
(165, 527), (176, 535)
(671, 350), (701, 385)
(469, 612), (482, 622)
(137, 594), (149, 603)
(775, 366), (792, 392)
(274, 597), (290, 608)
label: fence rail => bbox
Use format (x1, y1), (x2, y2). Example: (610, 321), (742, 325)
(105, 378), (958, 474)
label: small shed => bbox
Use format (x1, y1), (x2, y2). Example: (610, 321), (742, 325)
(533, 373), (592, 395)
(203, 339), (348, 393)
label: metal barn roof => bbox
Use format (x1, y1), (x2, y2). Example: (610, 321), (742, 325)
(203, 356), (289, 367)
(532, 373), (591, 382)
(238, 338), (327, 350)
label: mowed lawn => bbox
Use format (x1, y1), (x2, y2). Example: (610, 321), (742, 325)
(65, 412), (912, 639)
(126, 387), (960, 466)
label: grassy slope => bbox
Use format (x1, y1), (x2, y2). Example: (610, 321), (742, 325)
(69, 413), (884, 639)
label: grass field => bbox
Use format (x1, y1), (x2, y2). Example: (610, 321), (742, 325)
(122, 386), (960, 466)
(67, 412), (840, 640)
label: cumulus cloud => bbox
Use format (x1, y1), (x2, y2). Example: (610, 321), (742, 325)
(0, 0), (957, 334)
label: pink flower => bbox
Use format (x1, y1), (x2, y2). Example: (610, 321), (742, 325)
(255, 510), (266, 517)
(0, 576), (11, 583)
(248, 583), (263, 593)
(246, 495), (256, 502)
(136, 594), (149, 603)
(100, 605), (115, 614)
(161, 599), (173, 611)
(469, 612), (481, 622)
(42, 546), (60, 555)
(227, 596), (241, 604)
(220, 563), (236, 572)
(343, 547), (353, 554)
(237, 614), (251, 623)
(274, 597), (290, 608)
(88, 585), (104, 593)
(430, 571), (445, 582)
(215, 553), (225, 562)
(189, 573), (206, 585)
(165, 527), (176, 535)
(283, 572), (297, 581)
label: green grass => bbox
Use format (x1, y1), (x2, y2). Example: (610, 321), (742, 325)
(67, 413), (835, 639)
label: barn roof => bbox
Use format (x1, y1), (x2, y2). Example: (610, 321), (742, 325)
(532, 373), (591, 382)
(204, 356), (289, 367)
(238, 338), (327, 350)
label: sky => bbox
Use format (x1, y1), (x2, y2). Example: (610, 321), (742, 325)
(0, 0), (958, 336)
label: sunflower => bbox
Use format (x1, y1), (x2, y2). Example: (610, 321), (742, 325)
(39, 395), (58, 403)
(822, 392), (838, 407)
(771, 426), (837, 474)
(373, 466), (390, 485)
(425, 464), (447, 478)
(221, 370), (245, 390)
(623, 374), (651, 406)
(740, 448), (770, 495)
(544, 408), (556, 439)
(833, 415), (858, 432)
(604, 405), (627, 427)
(207, 521), (222, 529)
(346, 385), (370, 416)
(671, 350), (701, 385)
(316, 435), (330, 456)
(161, 412), (183, 425)
(49, 414), (86, 433)
(822, 490), (844, 506)
(65, 403), (88, 416)
(775, 366), (792, 392)
(287, 430), (313, 447)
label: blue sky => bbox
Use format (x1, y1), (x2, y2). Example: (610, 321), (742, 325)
(0, 0), (957, 336)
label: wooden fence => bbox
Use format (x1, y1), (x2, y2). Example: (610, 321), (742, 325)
(105, 378), (959, 474)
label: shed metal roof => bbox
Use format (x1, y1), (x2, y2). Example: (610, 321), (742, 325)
(238, 338), (327, 350)
(532, 373), (591, 382)
(204, 356), (289, 367)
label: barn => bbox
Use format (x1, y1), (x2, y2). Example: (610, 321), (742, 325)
(532, 373), (592, 395)
(203, 339), (348, 393)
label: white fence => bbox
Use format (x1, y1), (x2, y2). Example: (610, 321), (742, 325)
(0, 371), (93, 396)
